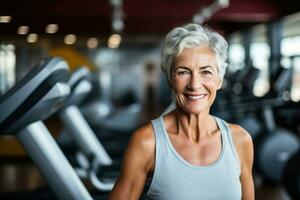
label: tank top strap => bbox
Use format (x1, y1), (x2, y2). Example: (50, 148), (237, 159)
(151, 117), (168, 161)
(215, 116), (241, 171)
(151, 116), (166, 141)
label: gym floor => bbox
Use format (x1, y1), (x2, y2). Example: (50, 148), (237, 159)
(0, 158), (292, 200)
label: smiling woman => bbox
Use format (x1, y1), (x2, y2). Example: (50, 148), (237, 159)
(109, 23), (255, 200)
(171, 46), (222, 115)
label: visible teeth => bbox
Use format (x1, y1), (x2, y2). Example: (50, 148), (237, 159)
(188, 95), (205, 99)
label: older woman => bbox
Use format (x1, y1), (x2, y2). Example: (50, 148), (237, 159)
(109, 23), (254, 200)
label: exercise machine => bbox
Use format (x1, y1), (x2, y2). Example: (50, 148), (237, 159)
(0, 57), (93, 200)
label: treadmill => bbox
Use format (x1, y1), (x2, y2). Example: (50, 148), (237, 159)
(0, 57), (93, 200)
(57, 67), (115, 191)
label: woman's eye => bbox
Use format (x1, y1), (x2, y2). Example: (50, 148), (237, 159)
(177, 71), (189, 76)
(202, 70), (212, 74)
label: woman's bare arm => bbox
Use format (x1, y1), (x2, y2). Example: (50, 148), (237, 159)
(230, 124), (255, 200)
(109, 124), (155, 200)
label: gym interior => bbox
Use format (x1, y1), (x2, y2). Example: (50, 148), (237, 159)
(0, 0), (300, 199)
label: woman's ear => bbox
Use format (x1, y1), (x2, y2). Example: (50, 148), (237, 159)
(166, 67), (173, 89)
(167, 78), (173, 89)
(217, 79), (223, 90)
(166, 74), (173, 89)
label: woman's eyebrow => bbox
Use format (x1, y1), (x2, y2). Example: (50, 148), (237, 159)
(199, 66), (213, 70)
(174, 66), (190, 70)
(174, 65), (216, 71)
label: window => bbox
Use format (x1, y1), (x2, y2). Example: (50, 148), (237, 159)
(250, 25), (270, 97)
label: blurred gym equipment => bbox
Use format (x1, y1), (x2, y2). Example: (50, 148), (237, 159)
(0, 57), (93, 200)
(57, 67), (115, 191)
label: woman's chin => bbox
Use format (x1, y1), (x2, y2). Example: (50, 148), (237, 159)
(180, 106), (208, 115)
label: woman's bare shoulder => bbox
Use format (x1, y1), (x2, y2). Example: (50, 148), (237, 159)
(127, 123), (155, 171)
(130, 123), (155, 150)
(228, 123), (253, 146)
(228, 123), (254, 168)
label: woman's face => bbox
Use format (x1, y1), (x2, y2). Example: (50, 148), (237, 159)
(171, 45), (222, 115)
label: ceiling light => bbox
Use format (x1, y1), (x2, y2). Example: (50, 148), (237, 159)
(112, 19), (124, 33)
(17, 26), (29, 35)
(0, 16), (11, 23)
(64, 34), (76, 45)
(217, 0), (230, 8)
(27, 33), (38, 43)
(45, 24), (59, 34)
(87, 37), (98, 49)
(107, 34), (121, 48)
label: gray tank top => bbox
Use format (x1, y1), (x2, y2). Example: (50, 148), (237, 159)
(144, 116), (242, 200)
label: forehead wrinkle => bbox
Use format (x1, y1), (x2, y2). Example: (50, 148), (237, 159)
(173, 46), (219, 73)
(175, 55), (217, 68)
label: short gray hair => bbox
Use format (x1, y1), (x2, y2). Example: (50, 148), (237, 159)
(161, 23), (228, 83)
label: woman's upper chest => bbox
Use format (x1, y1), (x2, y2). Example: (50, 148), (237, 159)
(167, 130), (222, 166)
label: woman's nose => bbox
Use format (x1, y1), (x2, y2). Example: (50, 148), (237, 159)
(187, 74), (202, 90)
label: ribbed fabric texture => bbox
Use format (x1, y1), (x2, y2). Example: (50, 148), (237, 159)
(145, 116), (241, 200)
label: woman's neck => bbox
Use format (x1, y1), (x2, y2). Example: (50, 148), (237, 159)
(171, 107), (216, 143)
